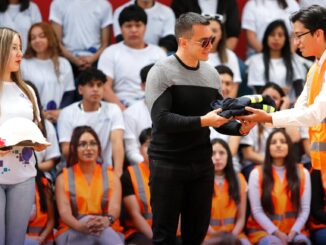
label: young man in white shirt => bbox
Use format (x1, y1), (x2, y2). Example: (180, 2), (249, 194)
(98, 4), (166, 110)
(49, 0), (112, 77)
(57, 68), (125, 176)
(113, 0), (177, 52)
(123, 63), (153, 166)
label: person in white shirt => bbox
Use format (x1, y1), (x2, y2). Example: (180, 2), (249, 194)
(0, 27), (45, 245)
(21, 22), (75, 123)
(246, 19), (306, 99)
(57, 68), (125, 177)
(113, 0), (177, 52)
(0, 0), (42, 53)
(49, 0), (112, 77)
(123, 63), (153, 166)
(299, 1), (326, 9)
(242, 0), (299, 55)
(98, 4), (166, 110)
(205, 14), (242, 95)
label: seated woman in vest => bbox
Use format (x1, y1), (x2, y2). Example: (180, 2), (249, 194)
(25, 167), (55, 245)
(121, 128), (153, 245)
(310, 168), (326, 244)
(55, 126), (124, 245)
(206, 138), (250, 245)
(247, 129), (311, 245)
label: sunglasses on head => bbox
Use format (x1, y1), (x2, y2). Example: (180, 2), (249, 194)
(202, 13), (225, 23)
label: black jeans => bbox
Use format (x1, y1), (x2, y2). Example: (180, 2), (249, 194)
(149, 159), (214, 245)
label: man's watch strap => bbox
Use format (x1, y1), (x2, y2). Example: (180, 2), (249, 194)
(106, 214), (115, 225)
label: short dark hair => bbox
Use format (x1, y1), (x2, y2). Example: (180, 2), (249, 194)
(77, 68), (107, 86)
(291, 5), (326, 35)
(119, 5), (147, 27)
(140, 63), (154, 84)
(139, 128), (152, 145)
(175, 12), (209, 40)
(215, 65), (234, 78)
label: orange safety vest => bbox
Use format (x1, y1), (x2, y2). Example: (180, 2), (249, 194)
(206, 173), (248, 241)
(27, 178), (54, 242)
(55, 164), (122, 237)
(124, 162), (152, 239)
(246, 165), (306, 244)
(307, 59), (326, 192)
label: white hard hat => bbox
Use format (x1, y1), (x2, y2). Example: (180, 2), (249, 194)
(0, 117), (50, 148)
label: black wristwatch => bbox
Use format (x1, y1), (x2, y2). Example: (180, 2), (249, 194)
(106, 214), (115, 225)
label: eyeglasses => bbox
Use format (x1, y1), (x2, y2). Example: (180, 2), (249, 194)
(192, 36), (216, 48)
(78, 140), (98, 149)
(292, 31), (311, 41)
(202, 13), (225, 23)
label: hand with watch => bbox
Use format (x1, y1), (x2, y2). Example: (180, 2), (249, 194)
(105, 214), (115, 226)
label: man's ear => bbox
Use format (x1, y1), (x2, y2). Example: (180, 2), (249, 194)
(78, 85), (83, 95)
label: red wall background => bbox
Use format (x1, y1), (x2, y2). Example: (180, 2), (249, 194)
(33, 0), (247, 59)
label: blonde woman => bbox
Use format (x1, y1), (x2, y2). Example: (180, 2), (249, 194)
(0, 27), (44, 245)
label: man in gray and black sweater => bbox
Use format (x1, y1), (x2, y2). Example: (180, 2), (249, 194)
(145, 12), (255, 245)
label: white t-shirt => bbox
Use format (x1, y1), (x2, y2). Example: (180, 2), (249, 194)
(35, 119), (60, 163)
(21, 57), (75, 110)
(113, 1), (175, 45)
(299, 0), (326, 8)
(246, 53), (305, 88)
(0, 2), (42, 52)
(0, 82), (40, 184)
(49, 0), (113, 56)
(242, 0), (299, 53)
(198, 0), (218, 14)
(97, 42), (166, 106)
(207, 49), (242, 83)
(123, 100), (151, 165)
(57, 101), (125, 166)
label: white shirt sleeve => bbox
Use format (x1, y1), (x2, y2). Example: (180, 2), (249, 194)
(247, 54), (266, 87)
(291, 168), (311, 233)
(161, 7), (176, 37)
(61, 58), (75, 92)
(109, 104), (125, 131)
(241, 1), (256, 32)
(43, 120), (61, 160)
(30, 2), (42, 23)
(97, 47), (115, 79)
(272, 73), (326, 127)
(112, 6), (123, 37)
(100, 1), (113, 28)
(248, 168), (279, 235)
(57, 107), (73, 143)
(49, 0), (63, 25)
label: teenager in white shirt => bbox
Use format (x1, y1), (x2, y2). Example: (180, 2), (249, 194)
(246, 19), (305, 99)
(98, 4), (166, 110)
(242, 0), (299, 55)
(0, 27), (45, 245)
(0, 0), (42, 52)
(57, 68), (125, 177)
(49, 0), (112, 77)
(113, 0), (177, 52)
(21, 22), (75, 123)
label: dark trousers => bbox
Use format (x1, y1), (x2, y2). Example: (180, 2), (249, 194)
(149, 159), (214, 245)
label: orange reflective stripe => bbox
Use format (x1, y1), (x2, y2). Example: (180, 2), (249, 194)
(128, 163), (152, 219)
